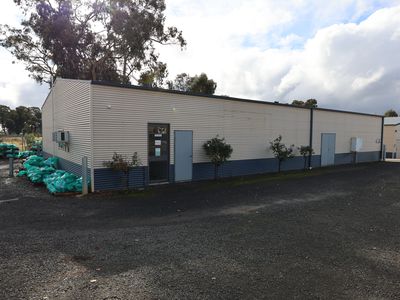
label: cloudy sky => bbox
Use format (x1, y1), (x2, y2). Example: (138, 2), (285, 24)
(1, 0), (399, 114)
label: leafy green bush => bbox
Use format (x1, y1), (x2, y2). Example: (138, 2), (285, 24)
(298, 145), (314, 170)
(269, 135), (295, 172)
(203, 136), (233, 179)
(103, 152), (141, 189)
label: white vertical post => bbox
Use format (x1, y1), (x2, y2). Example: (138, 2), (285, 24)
(382, 144), (386, 161)
(82, 156), (88, 195)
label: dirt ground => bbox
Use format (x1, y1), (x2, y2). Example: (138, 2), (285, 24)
(1, 160), (400, 299)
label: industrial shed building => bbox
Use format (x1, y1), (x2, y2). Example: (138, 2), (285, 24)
(383, 117), (400, 158)
(42, 78), (384, 192)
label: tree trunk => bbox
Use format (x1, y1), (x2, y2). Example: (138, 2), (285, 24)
(303, 156), (307, 171)
(122, 56), (127, 83)
(214, 164), (218, 180)
(278, 160), (281, 173)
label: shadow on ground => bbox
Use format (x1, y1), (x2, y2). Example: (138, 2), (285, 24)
(1, 161), (400, 299)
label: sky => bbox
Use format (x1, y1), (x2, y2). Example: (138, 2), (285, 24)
(0, 0), (399, 114)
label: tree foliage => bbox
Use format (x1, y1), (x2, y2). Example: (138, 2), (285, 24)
(269, 135), (295, 172)
(0, 0), (186, 85)
(0, 105), (41, 135)
(0, 105), (11, 134)
(291, 99), (318, 108)
(167, 73), (217, 95)
(137, 62), (168, 88)
(384, 109), (398, 117)
(203, 136), (233, 179)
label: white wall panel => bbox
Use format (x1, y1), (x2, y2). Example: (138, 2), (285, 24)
(41, 79), (92, 166)
(313, 110), (382, 154)
(91, 85), (311, 168)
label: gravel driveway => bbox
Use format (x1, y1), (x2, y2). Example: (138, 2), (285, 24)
(1, 160), (400, 299)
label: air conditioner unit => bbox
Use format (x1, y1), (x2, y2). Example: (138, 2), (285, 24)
(350, 137), (362, 152)
(56, 130), (70, 143)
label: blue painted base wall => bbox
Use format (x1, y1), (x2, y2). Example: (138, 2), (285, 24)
(93, 167), (147, 191)
(93, 151), (381, 191)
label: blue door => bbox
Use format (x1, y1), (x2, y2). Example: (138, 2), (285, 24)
(174, 131), (193, 182)
(321, 133), (336, 166)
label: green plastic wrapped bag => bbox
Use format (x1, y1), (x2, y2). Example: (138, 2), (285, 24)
(27, 166), (42, 183)
(24, 155), (44, 169)
(43, 170), (66, 185)
(44, 157), (58, 169)
(26, 166), (55, 183)
(17, 170), (27, 177)
(74, 177), (83, 192)
(18, 151), (36, 159)
(44, 171), (78, 193)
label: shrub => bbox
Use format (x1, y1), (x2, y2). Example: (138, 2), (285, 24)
(298, 145), (314, 170)
(24, 133), (37, 149)
(203, 136), (233, 179)
(269, 135), (295, 172)
(103, 152), (141, 189)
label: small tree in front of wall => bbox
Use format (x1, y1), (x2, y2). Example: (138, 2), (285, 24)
(203, 136), (233, 179)
(298, 145), (314, 170)
(103, 152), (142, 190)
(269, 135), (295, 172)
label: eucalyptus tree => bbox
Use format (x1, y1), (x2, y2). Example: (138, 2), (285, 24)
(1, 0), (186, 85)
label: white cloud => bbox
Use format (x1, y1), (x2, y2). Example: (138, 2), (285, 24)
(0, 49), (49, 108)
(0, 0), (399, 114)
(159, 1), (400, 113)
(0, 1), (48, 108)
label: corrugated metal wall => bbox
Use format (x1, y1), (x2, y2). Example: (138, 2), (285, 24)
(383, 125), (400, 156)
(41, 79), (92, 174)
(42, 90), (53, 156)
(91, 85), (311, 168)
(384, 126), (396, 153)
(312, 110), (382, 154)
(42, 79), (383, 190)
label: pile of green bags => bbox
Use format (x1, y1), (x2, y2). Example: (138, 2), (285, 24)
(18, 151), (36, 159)
(43, 171), (84, 193)
(0, 143), (19, 158)
(23, 155), (45, 168)
(0, 141), (42, 159)
(43, 157), (58, 168)
(19, 155), (88, 194)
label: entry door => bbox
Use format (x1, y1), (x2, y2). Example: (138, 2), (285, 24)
(321, 133), (336, 167)
(148, 124), (170, 183)
(174, 131), (193, 182)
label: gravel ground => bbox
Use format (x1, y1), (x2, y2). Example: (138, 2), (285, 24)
(1, 160), (400, 299)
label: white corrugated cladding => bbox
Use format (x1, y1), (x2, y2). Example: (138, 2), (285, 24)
(313, 110), (382, 154)
(91, 85), (311, 168)
(383, 125), (396, 153)
(41, 90), (53, 155)
(42, 79), (92, 166)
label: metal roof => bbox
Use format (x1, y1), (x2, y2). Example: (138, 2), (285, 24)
(384, 117), (400, 126)
(91, 80), (383, 118)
